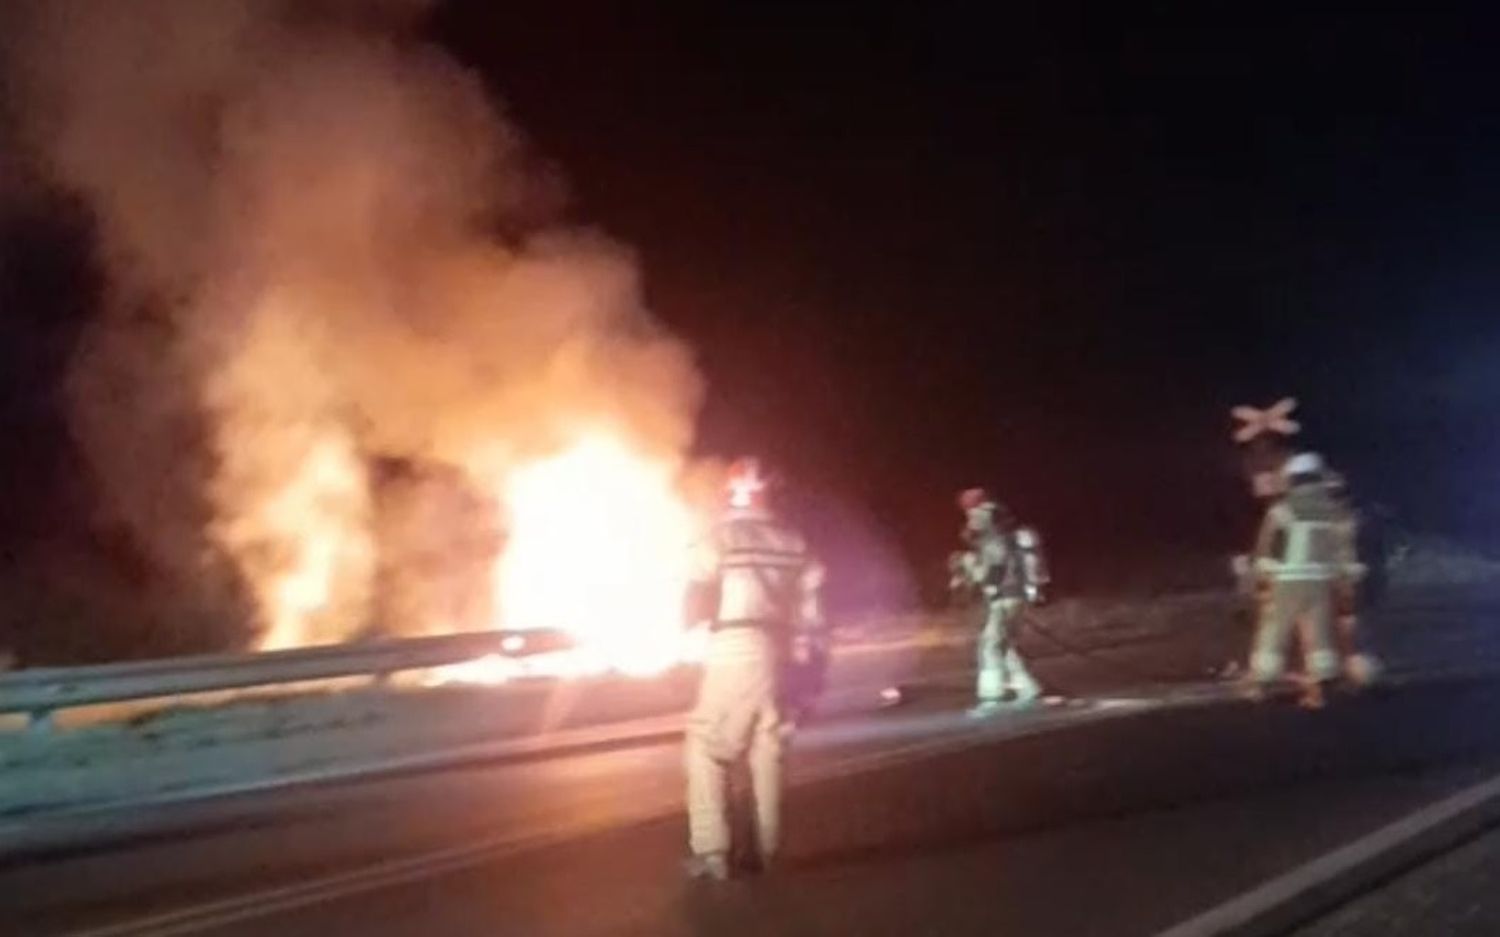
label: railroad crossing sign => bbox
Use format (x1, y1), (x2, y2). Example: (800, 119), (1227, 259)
(1231, 398), (1300, 443)
(1233, 398), (1301, 499)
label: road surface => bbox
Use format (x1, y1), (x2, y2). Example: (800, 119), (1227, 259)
(0, 591), (1239, 820)
(1291, 803), (1500, 937)
(5, 586), (1500, 936)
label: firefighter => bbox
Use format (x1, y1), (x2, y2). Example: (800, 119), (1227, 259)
(953, 488), (1042, 714)
(1248, 452), (1365, 707)
(683, 457), (824, 881)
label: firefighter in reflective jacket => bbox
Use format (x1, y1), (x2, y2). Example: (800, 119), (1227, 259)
(684, 458), (824, 881)
(951, 488), (1043, 713)
(1249, 452), (1365, 707)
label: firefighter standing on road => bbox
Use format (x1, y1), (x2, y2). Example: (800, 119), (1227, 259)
(684, 457), (824, 882)
(1249, 452), (1365, 707)
(951, 488), (1043, 714)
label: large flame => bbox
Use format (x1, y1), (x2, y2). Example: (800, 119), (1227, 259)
(492, 432), (703, 677)
(254, 433), (372, 650)
(11, 0), (707, 659)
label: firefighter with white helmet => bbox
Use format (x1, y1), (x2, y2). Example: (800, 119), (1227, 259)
(951, 487), (1043, 713)
(1248, 452), (1365, 707)
(683, 457), (824, 881)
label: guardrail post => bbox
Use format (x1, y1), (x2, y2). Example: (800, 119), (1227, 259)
(28, 708), (55, 735)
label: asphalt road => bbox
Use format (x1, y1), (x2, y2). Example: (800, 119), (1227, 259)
(0, 591), (1237, 822)
(1290, 803), (1500, 937)
(5, 587), (1500, 937)
(9, 676), (1500, 935)
(0, 686), (1171, 935)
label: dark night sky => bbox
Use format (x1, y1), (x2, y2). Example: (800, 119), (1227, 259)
(4, 5), (1500, 601)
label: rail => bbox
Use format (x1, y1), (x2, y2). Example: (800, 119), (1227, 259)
(0, 628), (573, 733)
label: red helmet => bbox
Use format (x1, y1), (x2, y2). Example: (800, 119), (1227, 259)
(726, 457), (770, 509)
(957, 487), (992, 512)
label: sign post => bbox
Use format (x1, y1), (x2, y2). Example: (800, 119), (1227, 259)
(1232, 397), (1301, 500)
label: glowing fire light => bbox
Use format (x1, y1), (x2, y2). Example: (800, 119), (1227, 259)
(490, 432), (702, 677)
(244, 430), (372, 652)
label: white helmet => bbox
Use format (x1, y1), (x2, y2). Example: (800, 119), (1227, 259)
(1015, 527), (1040, 549)
(1282, 452), (1325, 478)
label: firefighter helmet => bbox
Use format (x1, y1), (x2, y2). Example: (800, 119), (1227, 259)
(726, 456), (771, 509)
(1282, 451), (1326, 479)
(957, 487), (993, 513)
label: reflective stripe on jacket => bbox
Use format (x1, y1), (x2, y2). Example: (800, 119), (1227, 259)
(1254, 487), (1362, 582)
(694, 507), (823, 630)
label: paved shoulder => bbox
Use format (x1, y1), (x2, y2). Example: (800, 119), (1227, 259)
(1291, 817), (1500, 937)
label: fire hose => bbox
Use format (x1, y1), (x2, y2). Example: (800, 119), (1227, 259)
(875, 597), (1189, 709)
(927, 550), (1192, 702)
(957, 561), (1184, 684)
(1016, 607), (1185, 691)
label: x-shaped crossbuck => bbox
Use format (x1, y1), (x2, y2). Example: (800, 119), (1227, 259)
(1231, 397), (1300, 443)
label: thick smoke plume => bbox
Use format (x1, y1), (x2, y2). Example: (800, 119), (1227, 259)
(5, 0), (703, 648)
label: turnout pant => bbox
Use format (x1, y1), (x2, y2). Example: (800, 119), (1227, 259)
(685, 627), (785, 859)
(1334, 580), (1383, 686)
(1251, 578), (1341, 684)
(976, 597), (1038, 702)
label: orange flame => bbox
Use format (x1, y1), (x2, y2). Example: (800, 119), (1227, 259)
(233, 429), (373, 651)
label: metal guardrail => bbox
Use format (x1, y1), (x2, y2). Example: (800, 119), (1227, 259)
(0, 628), (573, 732)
